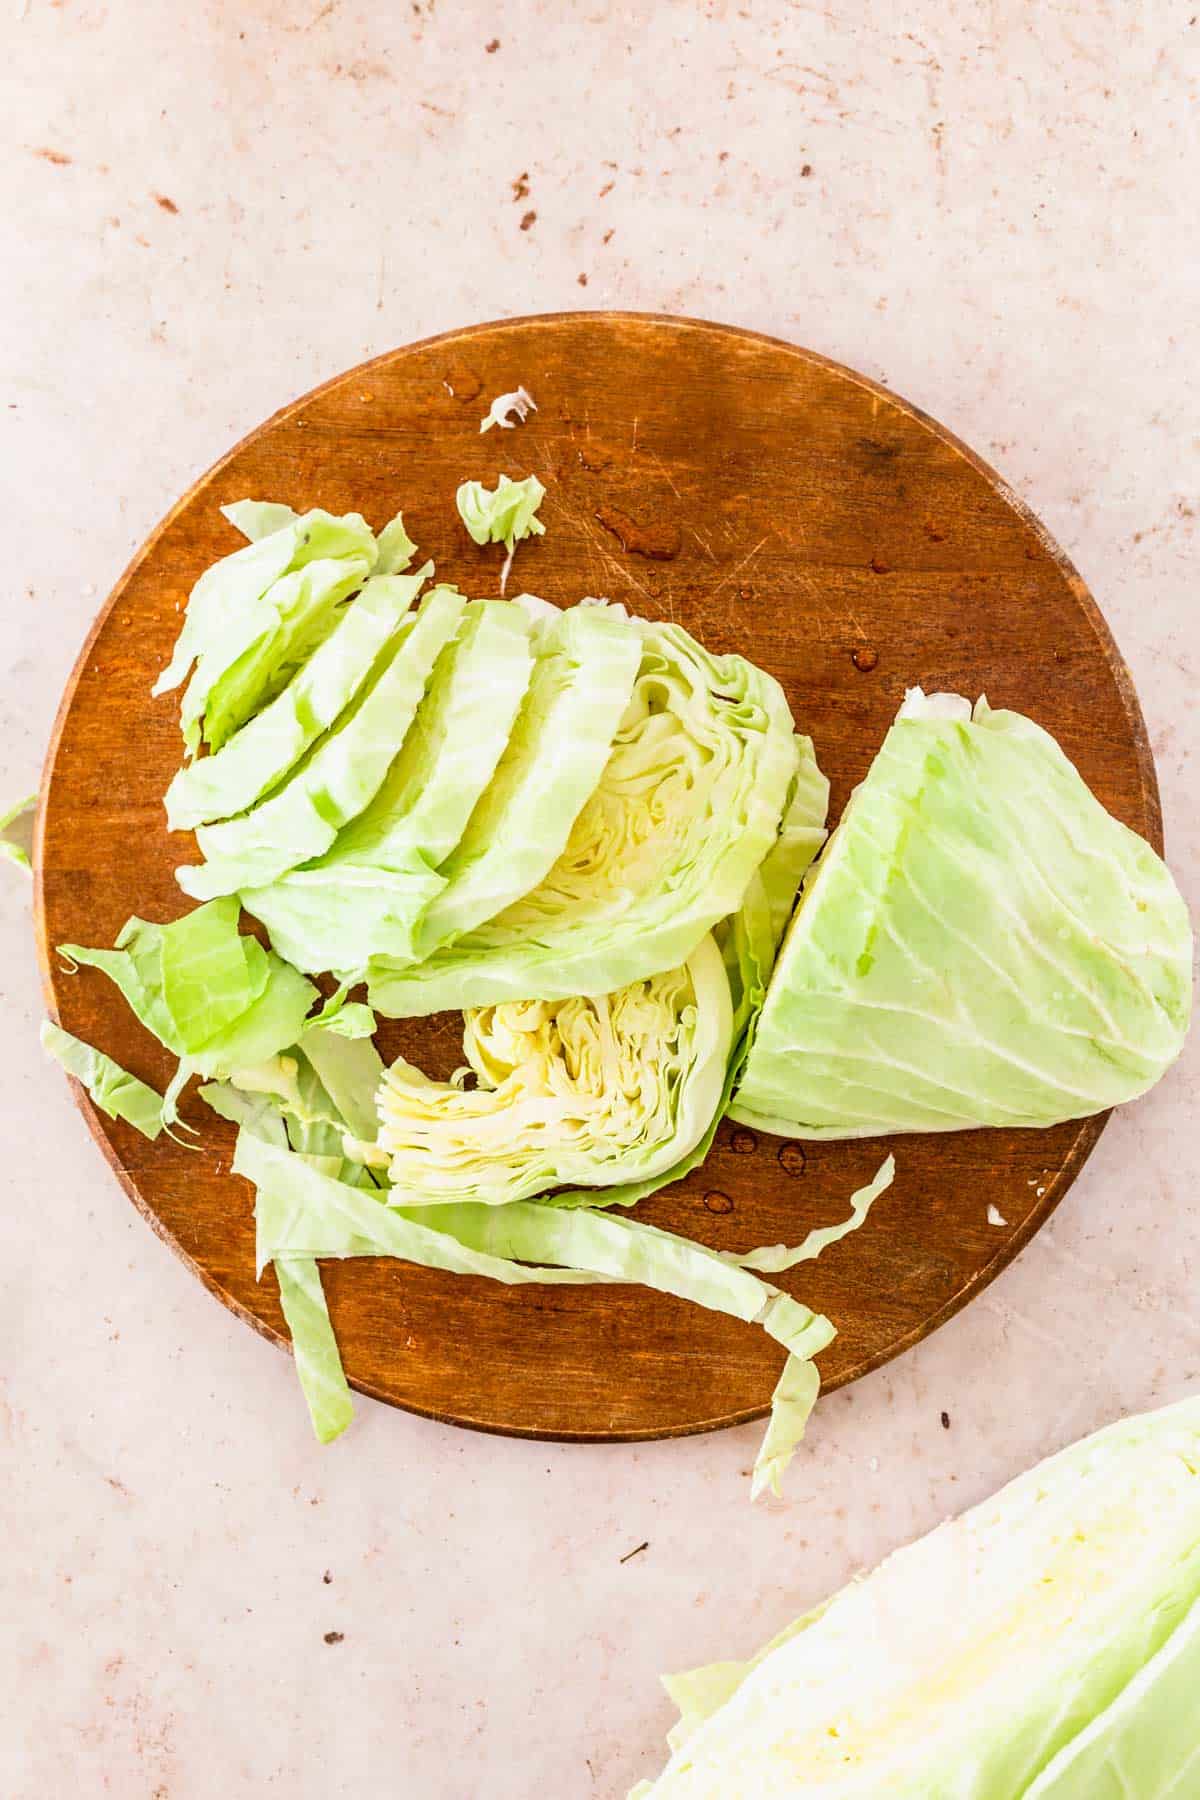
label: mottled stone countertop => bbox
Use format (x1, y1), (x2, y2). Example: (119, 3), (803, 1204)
(2, 4), (1196, 1796)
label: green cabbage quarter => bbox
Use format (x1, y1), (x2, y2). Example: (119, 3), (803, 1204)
(731, 689), (1192, 1139)
(632, 1393), (1200, 1798)
(369, 607), (800, 1016)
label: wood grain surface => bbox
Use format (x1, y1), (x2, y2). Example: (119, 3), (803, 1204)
(34, 313), (1160, 1442)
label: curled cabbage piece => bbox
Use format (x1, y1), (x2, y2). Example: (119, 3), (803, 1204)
(479, 386), (536, 433)
(732, 688), (1193, 1139)
(376, 933), (734, 1205)
(456, 472), (545, 591)
(163, 573), (422, 832)
(633, 1393), (1200, 1798)
(369, 607), (801, 1017)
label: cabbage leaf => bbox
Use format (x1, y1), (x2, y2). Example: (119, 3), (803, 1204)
(375, 934), (733, 1205)
(369, 610), (800, 1016)
(41, 1019), (165, 1139)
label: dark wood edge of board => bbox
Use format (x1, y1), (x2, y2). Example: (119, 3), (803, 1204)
(32, 311), (1155, 1443)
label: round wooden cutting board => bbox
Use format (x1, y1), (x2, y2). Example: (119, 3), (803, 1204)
(35, 313), (1159, 1441)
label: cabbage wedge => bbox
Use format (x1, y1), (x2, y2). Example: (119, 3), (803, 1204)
(732, 689), (1193, 1139)
(369, 608), (799, 1016)
(241, 598), (535, 978)
(633, 1393), (1200, 1798)
(376, 933), (734, 1206)
(176, 579), (461, 900)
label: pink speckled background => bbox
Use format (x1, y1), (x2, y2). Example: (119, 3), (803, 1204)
(1, 4), (1196, 1796)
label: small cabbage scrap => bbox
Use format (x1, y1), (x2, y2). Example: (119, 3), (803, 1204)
(479, 386), (537, 433)
(732, 688), (1193, 1139)
(163, 575), (422, 831)
(58, 896), (318, 1119)
(176, 577), (460, 900)
(633, 1393), (1200, 1797)
(455, 473), (545, 591)
(0, 792), (36, 872)
(376, 934), (733, 1205)
(241, 598), (535, 978)
(369, 608), (802, 1017)
(41, 1019), (165, 1139)
(154, 505), (380, 756)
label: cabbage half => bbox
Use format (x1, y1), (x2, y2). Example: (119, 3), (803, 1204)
(368, 608), (799, 1016)
(731, 689), (1193, 1139)
(632, 1393), (1200, 1798)
(240, 598), (536, 978)
(154, 504), (384, 756)
(177, 581), (463, 900)
(376, 933), (734, 1205)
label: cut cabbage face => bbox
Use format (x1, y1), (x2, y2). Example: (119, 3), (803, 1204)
(633, 1393), (1200, 1798)
(176, 578), (459, 900)
(731, 689), (1193, 1139)
(376, 933), (734, 1206)
(240, 599), (535, 978)
(369, 609), (800, 1016)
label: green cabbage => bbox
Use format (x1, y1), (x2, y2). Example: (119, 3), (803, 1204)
(240, 598), (535, 977)
(163, 573), (422, 831)
(177, 582), (464, 900)
(456, 473), (546, 548)
(274, 1258), (355, 1445)
(366, 603), (642, 994)
(154, 505), (380, 755)
(369, 608), (800, 1016)
(41, 1019), (165, 1139)
(375, 933), (734, 1206)
(0, 792), (36, 871)
(634, 1393), (1200, 1797)
(732, 689), (1193, 1139)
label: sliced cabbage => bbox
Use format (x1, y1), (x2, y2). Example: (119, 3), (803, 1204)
(241, 599), (535, 978)
(634, 1393), (1200, 1797)
(369, 609), (801, 1016)
(376, 933), (733, 1206)
(41, 1019), (165, 1139)
(456, 473), (546, 592)
(366, 603), (642, 994)
(154, 506), (379, 756)
(176, 579), (462, 900)
(731, 688), (1193, 1139)
(163, 574), (421, 831)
